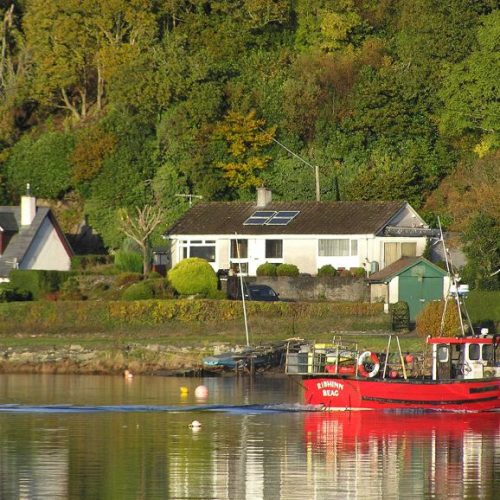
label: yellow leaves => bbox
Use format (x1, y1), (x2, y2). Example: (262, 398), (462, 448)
(473, 135), (497, 158)
(320, 11), (361, 51)
(213, 110), (276, 189)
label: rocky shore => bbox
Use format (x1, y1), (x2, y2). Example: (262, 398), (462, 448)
(0, 343), (218, 376)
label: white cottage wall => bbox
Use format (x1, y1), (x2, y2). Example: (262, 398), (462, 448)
(21, 217), (71, 271)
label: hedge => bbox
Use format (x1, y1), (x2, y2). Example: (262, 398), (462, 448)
(0, 300), (385, 332)
(9, 270), (74, 299)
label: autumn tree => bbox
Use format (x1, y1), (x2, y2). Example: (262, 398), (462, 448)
(23, 0), (157, 120)
(212, 110), (276, 190)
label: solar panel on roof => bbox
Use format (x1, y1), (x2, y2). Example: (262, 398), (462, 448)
(266, 210), (300, 225)
(243, 211), (276, 225)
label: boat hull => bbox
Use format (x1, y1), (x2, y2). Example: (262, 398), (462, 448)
(303, 376), (500, 412)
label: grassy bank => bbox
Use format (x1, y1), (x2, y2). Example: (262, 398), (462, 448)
(0, 299), (430, 375)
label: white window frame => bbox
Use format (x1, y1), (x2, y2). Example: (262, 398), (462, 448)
(318, 239), (358, 257)
(180, 239), (216, 262)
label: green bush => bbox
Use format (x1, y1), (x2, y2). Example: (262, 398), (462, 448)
(276, 263), (299, 277)
(256, 262), (278, 276)
(168, 258), (218, 296)
(114, 250), (143, 273)
(143, 278), (176, 299)
(71, 254), (113, 271)
(59, 277), (85, 300)
(0, 284), (32, 302)
(415, 300), (461, 337)
(317, 265), (337, 277)
(465, 290), (500, 324)
(390, 301), (410, 332)
(9, 270), (74, 299)
(121, 281), (155, 301)
(350, 267), (366, 278)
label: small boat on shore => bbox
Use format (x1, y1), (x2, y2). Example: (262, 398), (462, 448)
(203, 342), (287, 374)
(286, 333), (499, 412)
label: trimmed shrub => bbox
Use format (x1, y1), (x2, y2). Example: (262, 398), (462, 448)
(114, 250), (143, 273)
(390, 301), (410, 332)
(317, 265), (337, 277)
(168, 257), (218, 296)
(121, 281), (155, 301)
(276, 263), (299, 277)
(0, 284), (32, 302)
(256, 262), (278, 276)
(416, 300), (462, 337)
(9, 270), (74, 299)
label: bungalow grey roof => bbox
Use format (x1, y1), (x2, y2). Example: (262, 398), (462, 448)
(165, 200), (407, 236)
(0, 206), (71, 278)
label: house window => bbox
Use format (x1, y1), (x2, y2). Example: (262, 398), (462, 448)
(265, 240), (283, 259)
(180, 240), (216, 262)
(384, 242), (417, 266)
(319, 239), (357, 257)
(231, 239), (248, 258)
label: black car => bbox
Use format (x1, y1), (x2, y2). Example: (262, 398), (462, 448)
(244, 284), (280, 302)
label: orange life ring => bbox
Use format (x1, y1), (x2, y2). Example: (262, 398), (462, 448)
(357, 351), (380, 378)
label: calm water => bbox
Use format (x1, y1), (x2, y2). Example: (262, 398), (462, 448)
(0, 374), (498, 499)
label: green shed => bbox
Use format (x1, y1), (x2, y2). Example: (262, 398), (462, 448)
(368, 257), (449, 321)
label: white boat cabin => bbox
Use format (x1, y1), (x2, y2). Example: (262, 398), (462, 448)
(428, 335), (500, 381)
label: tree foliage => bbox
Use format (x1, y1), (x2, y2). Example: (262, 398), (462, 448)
(0, 1), (496, 280)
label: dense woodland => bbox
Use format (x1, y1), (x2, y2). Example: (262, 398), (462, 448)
(0, 1), (498, 288)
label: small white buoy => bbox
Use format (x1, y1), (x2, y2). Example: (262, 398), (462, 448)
(194, 385), (208, 399)
(124, 369), (134, 379)
(189, 420), (202, 429)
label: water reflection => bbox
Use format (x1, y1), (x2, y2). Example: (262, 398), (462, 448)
(302, 411), (500, 499)
(0, 375), (498, 499)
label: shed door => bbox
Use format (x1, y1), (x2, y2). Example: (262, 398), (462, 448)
(399, 276), (443, 320)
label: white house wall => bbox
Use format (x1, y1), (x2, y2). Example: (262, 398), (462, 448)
(386, 204), (426, 228)
(170, 233), (427, 276)
(20, 218), (71, 271)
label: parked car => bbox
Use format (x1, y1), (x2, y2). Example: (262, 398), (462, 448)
(243, 284), (280, 302)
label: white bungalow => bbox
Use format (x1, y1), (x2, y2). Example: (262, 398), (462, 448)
(164, 188), (437, 277)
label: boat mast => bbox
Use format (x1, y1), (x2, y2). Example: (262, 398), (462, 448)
(234, 232), (250, 346)
(438, 219), (473, 336)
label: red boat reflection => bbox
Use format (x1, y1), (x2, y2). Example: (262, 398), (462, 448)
(304, 411), (500, 450)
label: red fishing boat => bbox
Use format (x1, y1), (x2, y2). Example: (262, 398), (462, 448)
(286, 225), (500, 412)
(286, 333), (500, 412)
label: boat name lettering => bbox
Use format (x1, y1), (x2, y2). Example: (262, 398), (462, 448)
(317, 381), (344, 391)
(322, 389), (339, 397)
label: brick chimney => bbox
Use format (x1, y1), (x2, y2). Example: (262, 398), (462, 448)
(21, 183), (36, 226)
(256, 187), (272, 207)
